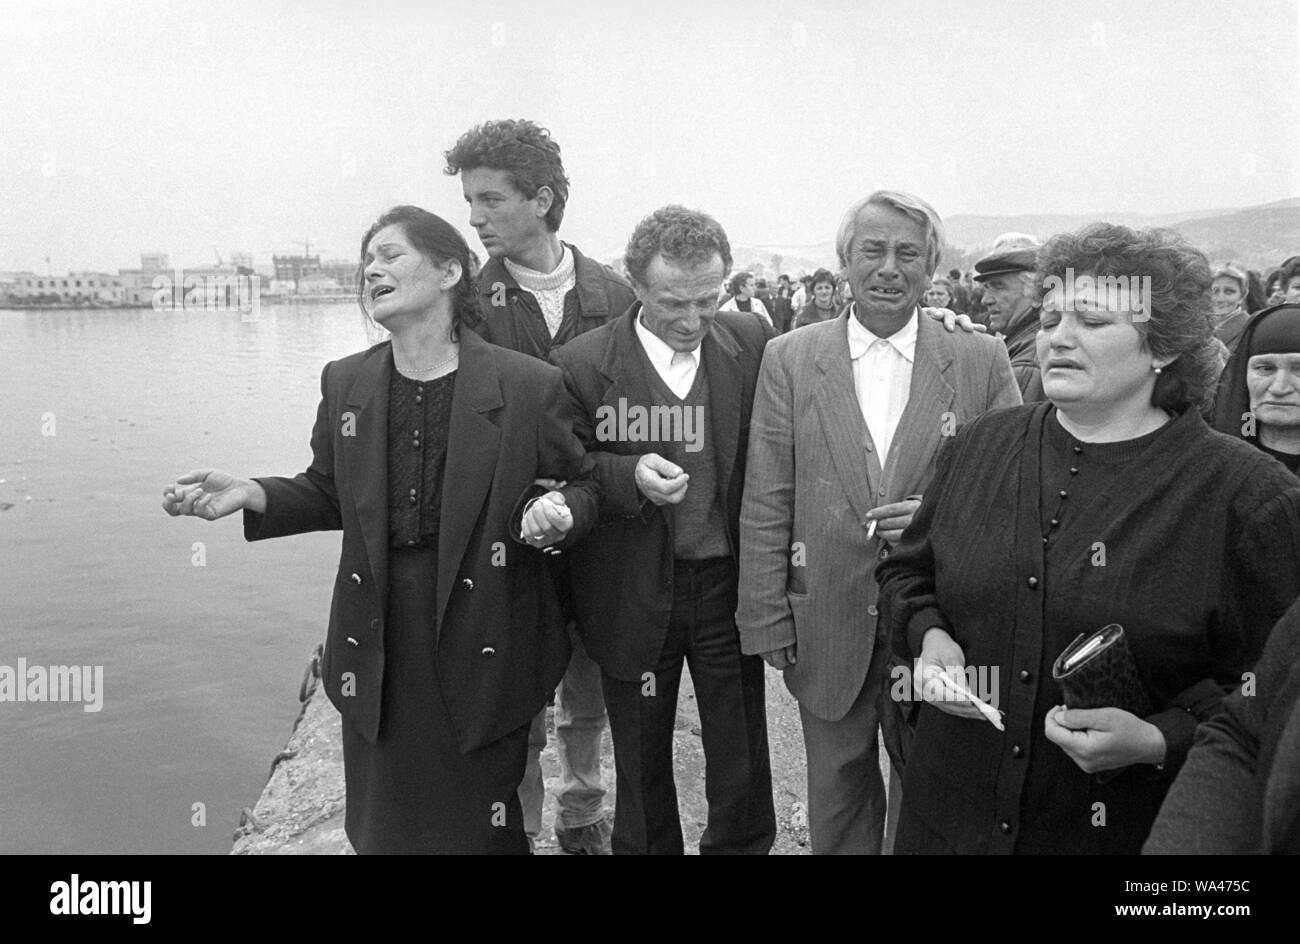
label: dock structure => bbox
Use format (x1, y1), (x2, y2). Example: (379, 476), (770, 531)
(232, 647), (822, 854)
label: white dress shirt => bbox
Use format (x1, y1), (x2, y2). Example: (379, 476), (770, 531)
(635, 311), (700, 398)
(848, 306), (918, 464)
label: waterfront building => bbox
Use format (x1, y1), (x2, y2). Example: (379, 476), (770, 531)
(9, 271), (124, 305)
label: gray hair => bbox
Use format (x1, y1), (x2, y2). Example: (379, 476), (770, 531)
(835, 190), (945, 274)
(991, 231), (1041, 252)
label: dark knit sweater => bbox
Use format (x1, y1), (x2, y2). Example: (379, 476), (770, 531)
(1145, 596), (1300, 854)
(639, 350), (730, 561)
(878, 401), (1300, 854)
(1260, 442), (1300, 475)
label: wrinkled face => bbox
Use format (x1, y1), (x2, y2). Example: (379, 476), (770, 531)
(845, 203), (930, 323)
(634, 254), (725, 352)
(924, 283), (953, 307)
(461, 167), (550, 260)
(1287, 277), (1300, 303)
(1211, 276), (1245, 316)
(1247, 353), (1300, 431)
(1037, 274), (1161, 411)
(981, 272), (1034, 334)
(361, 224), (449, 325)
(813, 281), (835, 306)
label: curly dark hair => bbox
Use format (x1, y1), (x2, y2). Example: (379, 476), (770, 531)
(443, 119), (570, 231)
(623, 205), (732, 288)
(357, 205), (476, 339)
(1035, 223), (1219, 414)
(810, 267), (836, 289)
(729, 271), (755, 295)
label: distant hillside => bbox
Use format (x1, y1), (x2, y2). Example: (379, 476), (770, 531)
(942, 198), (1300, 272)
(603, 243), (837, 282)
(598, 198), (1299, 278)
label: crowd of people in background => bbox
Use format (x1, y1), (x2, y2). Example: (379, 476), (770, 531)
(723, 255), (1300, 343)
(163, 116), (1300, 857)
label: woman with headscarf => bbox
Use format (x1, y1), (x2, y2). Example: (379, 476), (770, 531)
(877, 224), (1300, 854)
(163, 206), (597, 854)
(1212, 303), (1300, 475)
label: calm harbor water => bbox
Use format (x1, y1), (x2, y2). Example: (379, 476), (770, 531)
(0, 303), (374, 853)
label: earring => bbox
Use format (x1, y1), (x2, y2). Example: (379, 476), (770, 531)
(1153, 365), (1162, 374)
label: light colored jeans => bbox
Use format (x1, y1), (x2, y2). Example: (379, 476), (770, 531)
(519, 633), (608, 836)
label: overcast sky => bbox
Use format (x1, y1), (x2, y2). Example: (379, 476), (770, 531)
(2, 0), (1297, 273)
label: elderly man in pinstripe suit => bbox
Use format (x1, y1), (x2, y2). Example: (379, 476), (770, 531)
(737, 191), (1021, 854)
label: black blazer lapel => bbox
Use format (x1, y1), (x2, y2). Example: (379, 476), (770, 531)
(596, 306), (660, 452)
(436, 330), (503, 632)
(343, 344), (392, 614)
(701, 323), (742, 505)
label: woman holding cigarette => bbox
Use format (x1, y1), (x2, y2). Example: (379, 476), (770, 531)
(162, 206), (596, 854)
(876, 223), (1300, 854)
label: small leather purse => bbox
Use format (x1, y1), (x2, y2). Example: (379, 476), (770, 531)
(1051, 623), (1155, 718)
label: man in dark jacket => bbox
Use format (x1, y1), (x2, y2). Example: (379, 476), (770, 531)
(974, 243), (1045, 402)
(551, 205), (777, 854)
(771, 274), (795, 333)
(946, 267), (970, 314)
(445, 118), (635, 854)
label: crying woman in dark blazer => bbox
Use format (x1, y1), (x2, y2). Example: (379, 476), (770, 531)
(163, 206), (597, 854)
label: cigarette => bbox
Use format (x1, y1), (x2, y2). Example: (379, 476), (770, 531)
(866, 518), (878, 540)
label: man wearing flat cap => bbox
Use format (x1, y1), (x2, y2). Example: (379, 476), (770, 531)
(975, 234), (1046, 402)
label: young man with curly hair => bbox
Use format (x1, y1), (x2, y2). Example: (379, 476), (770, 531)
(445, 119), (634, 854)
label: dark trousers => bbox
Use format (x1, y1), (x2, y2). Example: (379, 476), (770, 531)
(601, 557), (776, 855)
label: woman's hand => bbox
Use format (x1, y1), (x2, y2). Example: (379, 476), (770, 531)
(916, 628), (987, 721)
(520, 490), (573, 549)
(1044, 705), (1167, 773)
(162, 469), (264, 520)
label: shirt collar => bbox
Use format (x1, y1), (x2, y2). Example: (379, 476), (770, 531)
(847, 305), (919, 362)
(634, 307), (702, 372)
